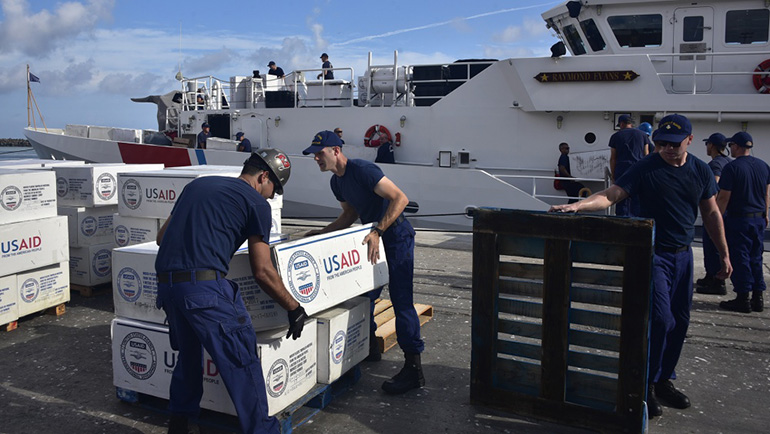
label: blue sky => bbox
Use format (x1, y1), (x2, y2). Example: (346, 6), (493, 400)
(0, 0), (562, 138)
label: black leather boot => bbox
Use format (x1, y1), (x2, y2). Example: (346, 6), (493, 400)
(382, 352), (425, 394)
(720, 291), (751, 313)
(364, 330), (381, 362)
(167, 414), (190, 434)
(647, 384), (662, 418)
(751, 290), (764, 312)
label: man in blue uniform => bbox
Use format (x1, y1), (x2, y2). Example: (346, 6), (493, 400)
(317, 53), (334, 80)
(696, 133), (732, 295)
(267, 61), (285, 78)
(303, 131), (425, 395)
(155, 149), (306, 434)
(551, 114), (732, 418)
(196, 122), (210, 149)
(235, 132), (252, 153)
(557, 142), (586, 204)
(609, 114), (649, 216)
(717, 132), (770, 313)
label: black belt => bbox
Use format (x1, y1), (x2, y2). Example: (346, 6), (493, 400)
(742, 212), (765, 218)
(157, 270), (225, 284)
(655, 245), (689, 254)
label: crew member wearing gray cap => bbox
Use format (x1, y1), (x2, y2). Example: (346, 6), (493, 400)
(717, 132), (770, 313)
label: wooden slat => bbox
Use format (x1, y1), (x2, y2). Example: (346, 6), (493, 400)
(567, 350), (619, 374)
(4, 320), (18, 332)
(571, 241), (626, 266)
(499, 261), (543, 280)
(497, 298), (542, 319)
(498, 278), (542, 298)
(571, 286), (623, 308)
(375, 303), (434, 353)
(498, 235), (545, 258)
(569, 328), (620, 352)
(571, 267), (624, 286)
(470, 231), (499, 400)
(493, 357), (541, 396)
(497, 339), (542, 361)
(45, 303), (66, 316)
(569, 307), (622, 331)
(565, 370), (618, 408)
(372, 299), (392, 317)
(540, 238), (571, 401)
(497, 318), (542, 340)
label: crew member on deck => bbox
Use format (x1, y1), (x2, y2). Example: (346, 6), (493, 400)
(197, 122), (210, 149)
(317, 53), (334, 80)
(236, 132), (252, 153)
(267, 61), (285, 78)
(557, 142), (586, 204)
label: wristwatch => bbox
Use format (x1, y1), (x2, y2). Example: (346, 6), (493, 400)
(371, 227), (384, 236)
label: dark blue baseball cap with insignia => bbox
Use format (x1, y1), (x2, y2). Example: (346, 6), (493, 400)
(302, 130), (343, 155)
(653, 114), (692, 143)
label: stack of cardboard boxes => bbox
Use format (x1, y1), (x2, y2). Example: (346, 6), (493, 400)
(0, 162), (72, 329)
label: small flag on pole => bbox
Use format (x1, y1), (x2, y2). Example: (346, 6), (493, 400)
(29, 72), (40, 83)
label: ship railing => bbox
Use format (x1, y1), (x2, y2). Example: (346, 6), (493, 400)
(649, 50), (770, 94)
(180, 75), (231, 111)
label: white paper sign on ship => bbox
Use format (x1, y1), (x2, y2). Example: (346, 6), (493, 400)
(272, 223), (388, 316)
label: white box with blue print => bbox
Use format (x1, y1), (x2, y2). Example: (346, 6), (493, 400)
(16, 261), (70, 317)
(69, 242), (112, 286)
(314, 296), (370, 384)
(0, 215), (69, 276)
(0, 274), (18, 326)
(53, 163), (164, 207)
(0, 169), (58, 225)
(58, 205), (117, 247)
(112, 214), (165, 248)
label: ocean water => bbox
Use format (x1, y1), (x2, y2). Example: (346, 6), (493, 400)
(0, 147), (38, 161)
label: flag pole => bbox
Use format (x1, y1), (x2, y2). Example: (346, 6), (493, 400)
(27, 64), (31, 127)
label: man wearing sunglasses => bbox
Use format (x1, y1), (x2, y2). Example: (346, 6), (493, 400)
(716, 132), (770, 314)
(550, 114), (732, 419)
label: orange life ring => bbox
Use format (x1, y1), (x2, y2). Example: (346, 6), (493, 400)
(752, 59), (770, 94)
(364, 125), (392, 147)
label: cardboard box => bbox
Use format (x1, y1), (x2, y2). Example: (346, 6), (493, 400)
(113, 240), (288, 330)
(0, 169), (58, 225)
(69, 243), (113, 286)
(117, 167), (242, 218)
(113, 214), (164, 248)
(111, 318), (317, 416)
(272, 224), (388, 316)
(0, 216), (69, 275)
(0, 274), (18, 326)
(59, 205), (117, 247)
(314, 297), (370, 384)
(54, 163), (164, 207)
(16, 262), (70, 317)
(165, 166), (283, 209)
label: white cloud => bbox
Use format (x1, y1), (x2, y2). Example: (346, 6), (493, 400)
(183, 47), (238, 76)
(0, 0), (114, 57)
(493, 26), (523, 43)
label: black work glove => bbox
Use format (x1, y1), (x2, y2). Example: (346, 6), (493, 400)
(286, 306), (307, 340)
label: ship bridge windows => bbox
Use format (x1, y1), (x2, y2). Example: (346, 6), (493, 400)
(563, 24), (587, 55)
(607, 14), (662, 48)
(725, 9), (769, 45)
(580, 19), (606, 52)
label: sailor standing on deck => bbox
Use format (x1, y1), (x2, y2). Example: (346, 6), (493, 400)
(155, 150), (306, 434)
(550, 114), (731, 418)
(317, 53), (334, 80)
(716, 132), (770, 314)
(197, 122), (210, 149)
(609, 114), (649, 216)
(303, 130), (426, 395)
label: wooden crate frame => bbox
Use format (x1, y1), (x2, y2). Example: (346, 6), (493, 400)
(471, 209), (654, 433)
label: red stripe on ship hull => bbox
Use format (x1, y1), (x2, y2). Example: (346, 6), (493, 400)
(117, 142), (193, 167)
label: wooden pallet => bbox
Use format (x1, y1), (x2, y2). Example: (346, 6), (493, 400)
(46, 303), (66, 316)
(116, 365), (361, 434)
(71, 283), (111, 297)
(3, 320), (18, 332)
(3, 302), (66, 332)
(373, 299), (434, 354)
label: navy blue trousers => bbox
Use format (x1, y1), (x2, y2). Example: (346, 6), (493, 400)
(701, 228), (720, 276)
(157, 275), (278, 434)
(649, 249), (693, 384)
(368, 219), (425, 354)
(725, 216), (766, 294)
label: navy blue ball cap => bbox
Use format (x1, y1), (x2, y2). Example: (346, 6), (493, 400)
(617, 114), (633, 126)
(201, 122), (209, 128)
(727, 131), (753, 148)
(653, 114), (692, 143)
(235, 132), (244, 139)
(703, 133), (726, 147)
(268, 61), (276, 66)
(303, 130), (342, 155)
(320, 52), (329, 58)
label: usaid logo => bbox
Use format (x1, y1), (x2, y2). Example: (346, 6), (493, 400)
(0, 186), (22, 211)
(56, 177), (69, 197)
(80, 216), (97, 237)
(266, 358), (289, 398)
(92, 249), (112, 277)
(121, 178), (142, 210)
(120, 331), (157, 380)
(114, 225), (130, 246)
(19, 278), (40, 303)
(117, 267), (142, 302)
(96, 173), (117, 200)
(331, 330), (346, 364)
(286, 250), (320, 303)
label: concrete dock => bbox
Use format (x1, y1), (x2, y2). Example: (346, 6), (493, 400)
(1, 221), (768, 433)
